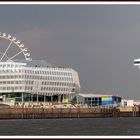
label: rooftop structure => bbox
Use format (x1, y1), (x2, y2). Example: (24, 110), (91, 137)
(14, 59), (56, 68)
(78, 93), (116, 98)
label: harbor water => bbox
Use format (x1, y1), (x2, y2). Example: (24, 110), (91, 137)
(0, 117), (140, 136)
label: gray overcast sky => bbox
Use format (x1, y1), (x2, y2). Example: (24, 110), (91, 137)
(1, 4), (140, 99)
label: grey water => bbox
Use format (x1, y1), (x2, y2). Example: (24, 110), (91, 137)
(0, 117), (140, 136)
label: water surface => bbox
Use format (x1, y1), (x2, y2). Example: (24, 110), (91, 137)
(0, 117), (139, 135)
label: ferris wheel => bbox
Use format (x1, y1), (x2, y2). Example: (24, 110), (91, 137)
(0, 32), (32, 62)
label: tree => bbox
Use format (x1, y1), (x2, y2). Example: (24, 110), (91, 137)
(71, 96), (77, 105)
(35, 65), (40, 67)
(8, 93), (15, 98)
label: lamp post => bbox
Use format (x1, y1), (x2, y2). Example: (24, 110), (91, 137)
(37, 91), (38, 103)
(44, 93), (45, 104)
(22, 92), (24, 104)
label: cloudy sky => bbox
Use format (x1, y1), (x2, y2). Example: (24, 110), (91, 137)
(1, 4), (140, 99)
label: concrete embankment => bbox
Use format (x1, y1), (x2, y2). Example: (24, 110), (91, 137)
(118, 106), (140, 117)
(0, 106), (119, 119)
(0, 106), (138, 119)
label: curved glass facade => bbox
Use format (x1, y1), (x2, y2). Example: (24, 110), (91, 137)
(0, 61), (80, 99)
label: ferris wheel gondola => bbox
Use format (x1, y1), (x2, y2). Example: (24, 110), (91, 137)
(0, 32), (32, 62)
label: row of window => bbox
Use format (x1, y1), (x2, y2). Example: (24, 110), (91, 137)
(0, 69), (72, 76)
(0, 81), (24, 85)
(24, 67), (72, 75)
(40, 87), (73, 92)
(0, 75), (24, 79)
(85, 100), (102, 104)
(41, 81), (74, 87)
(25, 75), (73, 81)
(0, 69), (23, 73)
(0, 63), (71, 70)
(85, 98), (102, 101)
(0, 75), (73, 81)
(0, 64), (24, 68)
(0, 84), (75, 92)
(0, 86), (23, 90)
(0, 80), (75, 87)
(25, 70), (72, 76)
(25, 81), (74, 87)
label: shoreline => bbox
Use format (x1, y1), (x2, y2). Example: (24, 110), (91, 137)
(0, 106), (138, 119)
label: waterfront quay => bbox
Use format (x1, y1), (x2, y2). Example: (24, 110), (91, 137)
(0, 103), (139, 119)
(0, 106), (119, 119)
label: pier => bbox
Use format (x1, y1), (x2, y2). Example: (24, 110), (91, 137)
(0, 101), (139, 119)
(0, 104), (138, 119)
(0, 107), (116, 119)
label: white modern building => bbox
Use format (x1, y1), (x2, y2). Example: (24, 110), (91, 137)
(0, 60), (80, 103)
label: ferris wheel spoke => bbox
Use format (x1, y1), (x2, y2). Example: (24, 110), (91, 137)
(0, 41), (13, 62)
(0, 32), (32, 62)
(0, 52), (13, 62)
(6, 49), (26, 62)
